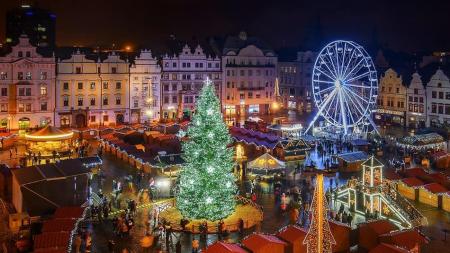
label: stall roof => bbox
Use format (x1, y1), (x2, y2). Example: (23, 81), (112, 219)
(25, 125), (73, 141)
(42, 219), (76, 233)
(242, 234), (288, 252)
(397, 133), (444, 147)
(368, 243), (410, 253)
(360, 220), (397, 236)
(379, 229), (429, 250)
(151, 154), (185, 167)
(421, 183), (448, 194)
(53, 206), (85, 219)
(362, 156), (384, 168)
(337, 151), (368, 163)
(248, 153), (286, 170)
(404, 168), (428, 178)
(276, 225), (307, 243)
(351, 139), (369, 146)
(204, 241), (248, 253)
(401, 177), (424, 188)
(230, 127), (280, 150)
(33, 232), (70, 250)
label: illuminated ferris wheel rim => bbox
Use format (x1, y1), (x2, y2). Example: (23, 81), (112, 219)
(309, 40), (378, 134)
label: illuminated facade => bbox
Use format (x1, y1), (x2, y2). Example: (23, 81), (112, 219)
(426, 69), (450, 127)
(222, 32), (277, 121)
(406, 72), (426, 128)
(375, 68), (407, 126)
(129, 50), (161, 123)
(161, 45), (221, 120)
(296, 51), (317, 112)
(56, 50), (129, 127)
(0, 35), (55, 132)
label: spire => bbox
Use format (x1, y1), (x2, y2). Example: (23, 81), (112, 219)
(303, 174), (335, 253)
(274, 78), (281, 97)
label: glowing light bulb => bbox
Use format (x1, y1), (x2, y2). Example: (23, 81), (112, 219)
(206, 197), (212, 204)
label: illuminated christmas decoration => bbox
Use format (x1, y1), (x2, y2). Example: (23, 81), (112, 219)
(305, 40), (379, 136)
(335, 156), (427, 228)
(176, 78), (237, 221)
(304, 174), (335, 253)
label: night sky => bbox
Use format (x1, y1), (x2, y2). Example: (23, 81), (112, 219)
(0, 0), (449, 53)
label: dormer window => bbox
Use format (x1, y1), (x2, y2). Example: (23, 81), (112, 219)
(18, 51), (23, 57)
(26, 51), (31, 57)
(75, 67), (81, 74)
(438, 83), (442, 88)
(111, 67), (117, 74)
(26, 72), (32, 80)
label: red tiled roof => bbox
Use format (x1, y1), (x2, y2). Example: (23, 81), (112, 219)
(276, 225), (307, 243)
(404, 167), (427, 178)
(379, 229), (429, 250)
(421, 183), (448, 194)
(204, 241), (248, 253)
(362, 220), (397, 236)
(242, 234), (288, 252)
(34, 232), (70, 250)
(369, 243), (410, 253)
(42, 219), (76, 233)
(53, 206), (84, 219)
(429, 173), (448, 185)
(401, 177), (424, 187)
(384, 170), (402, 181)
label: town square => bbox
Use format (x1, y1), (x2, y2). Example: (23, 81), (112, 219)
(0, 1), (449, 253)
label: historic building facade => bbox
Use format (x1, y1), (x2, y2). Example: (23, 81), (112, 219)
(295, 51), (316, 112)
(406, 72), (427, 128)
(222, 32), (277, 122)
(426, 69), (450, 127)
(56, 50), (129, 128)
(375, 68), (407, 126)
(278, 61), (299, 110)
(129, 50), (161, 123)
(0, 35), (55, 132)
(161, 44), (221, 120)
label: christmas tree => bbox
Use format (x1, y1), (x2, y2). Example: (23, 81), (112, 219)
(176, 78), (237, 221)
(303, 174), (335, 253)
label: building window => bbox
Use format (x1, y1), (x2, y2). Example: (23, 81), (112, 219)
(90, 116), (96, 123)
(40, 102), (47, 111)
(172, 84), (177, 91)
(248, 92), (253, 99)
(172, 74), (177, 80)
(439, 92), (444, 99)
(240, 70), (245, 76)
(164, 85), (169, 91)
(25, 104), (31, 112)
(40, 72), (47, 80)
(249, 105), (259, 113)
(173, 62), (177, 68)
(17, 72), (23, 80)
(419, 97), (424, 103)
(78, 82), (83, 89)
(164, 96), (169, 104)
(432, 91), (437, 98)
(90, 82), (95, 89)
(133, 100), (138, 108)
(90, 97), (96, 106)
(103, 115), (109, 122)
(1, 88), (7, 96)
(240, 93), (245, 99)
(172, 96), (177, 103)
(40, 86), (47, 96)
(26, 52), (31, 57)
(18, 103), (24, 112)
(432, 104), (437, 113)
(18, 51), (23, 57)
(75, 67), (81, 74)
(116, 82), (121, 89)
(414, 88), (418, 94)
(115, 96), (121, 105)
(63, 82), (69, 90)
(25, 72), (32, 80)
(111, 67), (117, 74)
(0, 104), (7, 112)
(63, 96), (69, 107)
(0, 72), (6, 79)
(78, 97), (84, 106)
(103, 82), (108, 89)
(103, 97), (109, 106)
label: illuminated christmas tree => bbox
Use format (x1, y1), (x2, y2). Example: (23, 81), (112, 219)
(303, 174), (336, 253)
(176, 78), (237, 221)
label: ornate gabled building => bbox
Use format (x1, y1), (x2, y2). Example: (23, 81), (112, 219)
(0, 35), (55, 133)
(222, 32), (277, 123)
(426, 69), (450, 127)
(375, 68), (407, 126)
(129, 49), (161, 123)
(161, 44), (221, 120)
(56, 50), (129, 128)
(406, 72), (426, 128)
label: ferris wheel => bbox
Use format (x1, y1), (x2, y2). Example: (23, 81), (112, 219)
(305, 40), (379, 135)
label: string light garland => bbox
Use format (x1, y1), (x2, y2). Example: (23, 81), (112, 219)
(176, 78), (237, 221)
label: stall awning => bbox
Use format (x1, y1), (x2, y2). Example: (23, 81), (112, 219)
(25, 125), (73, 141)
(337, 151), (368, 163)
(397, 133), (444, 147)
(248, 153), (286, 171)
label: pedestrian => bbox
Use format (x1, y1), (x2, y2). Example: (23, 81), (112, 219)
(192, 237), (199, 253)
(74, 234), (82, 253)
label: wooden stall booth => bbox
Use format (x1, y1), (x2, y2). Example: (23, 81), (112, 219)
(242, 233), (288, 253)
(418, 183), (448, 208)
(397, 177), (425, 201)
(336, 151), (368, 172)
(276, 225), (307, 253)
(442, 192), (450, 212)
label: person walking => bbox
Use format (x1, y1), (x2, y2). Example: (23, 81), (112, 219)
(192, 237), (199, 253)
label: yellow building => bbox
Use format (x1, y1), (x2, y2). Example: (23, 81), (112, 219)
(56, 50), (129, 128)
(375, 69), (407, 126)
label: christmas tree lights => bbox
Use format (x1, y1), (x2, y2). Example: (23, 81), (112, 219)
(304, 174), (335, 253)
(176, 78), (237, 221)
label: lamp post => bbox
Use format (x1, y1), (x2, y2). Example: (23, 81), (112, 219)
(7, 115), (11, 132)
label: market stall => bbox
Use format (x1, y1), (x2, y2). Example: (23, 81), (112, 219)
(273, 139), (310, 161)
(247, 153), (286, 179)
(396, 132), (446, 152)
(276, 225), (307, 253)
(397, 177), (424, 200)
(242, 233), (288, 253)
(431, 151), (450, 169)
(418, 183), (448, 208)
(442, 192), (450, 212)
(336, 151), (368, 172)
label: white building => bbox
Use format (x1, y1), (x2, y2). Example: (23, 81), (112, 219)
(426, 69), (450, 127)
(161, 44), (221, 120)
(406, 72), (427, 128)
(129, 50), (161, 123)
(0, 35), (55, 133)
(222, 32), (277, 122)
(56, 50), (129, 128)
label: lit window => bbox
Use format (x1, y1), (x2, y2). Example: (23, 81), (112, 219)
(40, 86), (47, 96)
